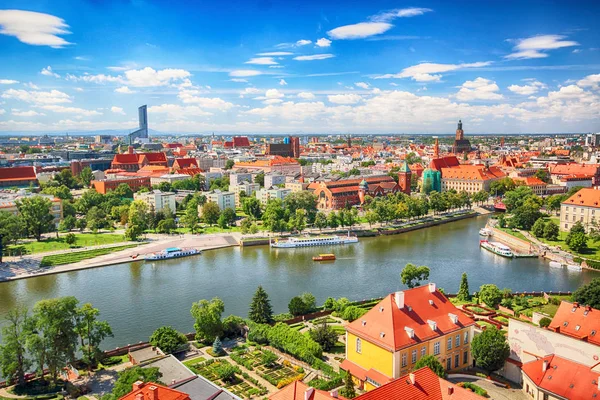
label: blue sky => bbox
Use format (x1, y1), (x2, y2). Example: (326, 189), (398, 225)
(0, 0), (599, 134)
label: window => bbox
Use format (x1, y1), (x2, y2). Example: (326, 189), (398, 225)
(464, 331), (469, 344)
(455, 354), (460, 368)
(575, 325), (581, 331)
(456, 334), (460, 347)
(402, 353), (407, 367)
(356, 338), (361, 354)
(421, 347), (426, 358)
(463, 351), (468, 365)
(412, 349), (417, 364)
(446, 357), (452, 370)
(434, 341), (440, 355)
(447, 337), (452, 350)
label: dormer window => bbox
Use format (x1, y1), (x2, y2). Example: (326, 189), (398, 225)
(571, 307), (577, 312)
(361, 320), (367, 326)
(379, 306), (384, 312)
(575, 325), (581, 331)
(591, 330), (596, 336)
(380, 332), (385, 338)
(563, 322), (568, 327)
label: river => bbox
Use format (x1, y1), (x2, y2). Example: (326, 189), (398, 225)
(0, 216), (596, 349)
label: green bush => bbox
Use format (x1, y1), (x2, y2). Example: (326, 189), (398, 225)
(458, 382), (488, 397)
(539, 317), (551, 328)
(266, 323), (323, 363)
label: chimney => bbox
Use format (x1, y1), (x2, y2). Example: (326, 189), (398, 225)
(304, 388), (314, 400)
(132, 381), (144, 391)
(409, 373), (416, 385)
(149, 386), (159, 400)
(542, 360), (549, 372)
(447, 387), (454, 395)
(395, 291), (405, 309)
(429, 282), (436, 293)
(329, 390), (338, 398)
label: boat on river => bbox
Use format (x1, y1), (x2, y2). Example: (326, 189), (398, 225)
(145, 247), (201, 261)
(270, 233), (358, 248)
(479, 228), (493, 237)
(567, 264), (583, 272)
(480, 240), (513, 258)
(313, 254), (336, 261)
(549, 261), (563, 269)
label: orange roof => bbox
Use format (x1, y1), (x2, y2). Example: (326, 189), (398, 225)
(440, 165), (506, 181)
(356, 367), (484, 400)
(0, 166), (37, 182)
(548, 301), (600, 346)
(269, 380), (346, 400)
(562, 188), (600, 208)
(173, 158), (198, 169)
(521, 355), (600, 400)
(235, 156), (299, 168)
(512, 176), (547, 186)
(429, 156), (460, 171)
(120, 382), (189, 400)
(346, 284), (475, 352)
(550, 163), (600, 176)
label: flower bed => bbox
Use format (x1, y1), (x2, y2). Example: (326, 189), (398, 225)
(490, 315), (509, 326)
(475, 319), (503, 331)
(464, 304), (496, 316)
(190, 359), (267, 398)
(256, 363), (303, 388)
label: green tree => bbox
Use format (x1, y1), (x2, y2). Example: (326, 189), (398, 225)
(212, 337), (225, 356)
(222, 315), (246, 338)
(573, 278), (600, 309)
(479, 284), (503, 308)
(0, 211), (25, 246)
(300, 292), (317, 312)
(65, 232), (76, 245)
(503, 185), (534, 212)
(216, 363), (237, 382)
(539, 317), (551, 328)
(202, 202), (221, 226)
(149, 326), (187, 354)
(54, 169), (79, 189)
(309, 322), (339, 352)
(111, 367), (162, 398)
(289, 208), (307, 232)
(340, 372), (357, 399)
(489, 177), (516, 196)
(365, 210), (378, 227)
(288, 296), (309, 316)
(75, 303), (113, 369)
(401, 263), (430, 289)
(531, 218), (546, 237)
(240, 218), (252, 234)
(254, 172), (265, 186)
(224, 160), (235, 170)
(79, 167), (94, 188)
(16, 196), (55, 241)
(59, 215), (76, 232)
(128, 200), (149, 231)
(566, 231), (588, 253)
(545, 194), (563, 215)
(248, 286), (274, 324)
(284, 191), (318, 223)
(457, 273), (470, 302)
(262, 199), (286, 232)
(0, 307), (32, 386)
(414, 355), (446, 378)
(242, 197), (262, 220)
(471, 327), (510, 374)
(219, 207), (236, 228)
(113, 183), (134, 199)
(534, 169), (551, 183)
(31, 296), (79, 382)
(190, 297), (224, 343)
(86, 206), (109, 233)
(183, 202), (201, 234)
(543, 220), (559, 241)
(157, 218), (176, 234)
(327, 212), (339, 229)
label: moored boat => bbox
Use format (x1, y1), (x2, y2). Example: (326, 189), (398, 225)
(313, 254), (336, 261)
(549, 261), (563, 269)
(145, 247), (201, 261)
(271, 232), (358, 248)
(480, 240), (513, 258)
(479, 228), (493, 237)
(566, 264), (582, 272)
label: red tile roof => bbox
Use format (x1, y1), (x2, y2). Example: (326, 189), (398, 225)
(173, 158), (198, 169)
(548, 301), (600, 345)
(562, 188), (600, 208)
(521, 355), (600, 400)
(120, 382), (189, 400)
(269, 380), (347, 400)
(356, 367), (484, 400)
(346, 284), (475, 352)
(0, 166), (37, 182)
(550, 163), (600, 177)
(429, 156), (460, 171)
(512, 176), (547, 186)
(440, 165), (506, 181)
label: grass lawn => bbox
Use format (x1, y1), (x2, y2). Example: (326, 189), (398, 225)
(183, 356), (206, 368)
(40, 244), (139, 267)
(476, 321), (498, 331)
(535, 228), (600, 260)
(8, 233), (127, 255)
(495, 226), (531, 243)
(329, 341), (345, 354)
(99, 354), (129, 368)
(331, 325), (346, 335)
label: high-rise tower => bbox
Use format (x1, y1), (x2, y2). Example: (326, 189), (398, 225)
(452, 119), (471, 153)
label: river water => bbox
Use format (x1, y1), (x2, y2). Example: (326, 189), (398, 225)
(0, 216), (596, 349)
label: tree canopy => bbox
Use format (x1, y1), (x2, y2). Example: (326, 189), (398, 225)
(401, 263), (430, 288)
(471, 327), (510, 374)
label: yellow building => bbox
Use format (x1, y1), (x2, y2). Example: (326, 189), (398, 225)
(341, 283), (476, 391)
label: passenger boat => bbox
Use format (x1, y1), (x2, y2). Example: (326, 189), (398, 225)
(480, 240), (513, 258)
(479, 228), (493, 237)
(145, 247), (201, 261)
(270, 233), (358, 248)
(566, 264), (583, 272)
(312, 254), (336, 261)
(549, 261), (563, 269)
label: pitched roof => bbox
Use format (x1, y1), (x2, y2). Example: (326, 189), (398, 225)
(120, 382), (189, 400)
(268, 380), (346, 400)
(548, 301), (600, 345)
(346, 284), (475, 352)
(562, 188), (600, 208)
(429, 156), (460, 171)
(521, 355), (600, 400)
(512, 176), (547, 186)
(0, 166), (37, 182)
(440, 165), (505, 181)
(356, 367), (484, 400)
(174, 158), (199, 169)
(550, 163), (600, 177)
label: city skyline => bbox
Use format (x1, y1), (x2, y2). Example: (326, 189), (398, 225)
(0, 1), (599, 134)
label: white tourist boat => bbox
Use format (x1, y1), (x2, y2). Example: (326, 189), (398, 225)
(479, 228), (493, 237)
(270, 233), (358, 248)
(566, 264), (583, 272)
(549, 261), (563, 269)
(479, 240), (513, 258)
(145, 247), (201, 261)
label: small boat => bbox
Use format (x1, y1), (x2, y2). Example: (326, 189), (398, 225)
(313, 254), (336, 261)
(271, 232), (358, 248)
(144, 247), (201, 261)
(566, 264), (582, 272)
(479, 228), (493, 237)
(480, 240), (513, 258)
(549, 261), (563, 269)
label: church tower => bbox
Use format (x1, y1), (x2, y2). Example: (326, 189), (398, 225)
(398, 161), (412, 195)
(455, 120), (464, 141)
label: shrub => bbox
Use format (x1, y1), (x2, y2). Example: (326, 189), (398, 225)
(266, 323), (323, 363)
(276, 374), (304, 389)
(149, 326), (188, 354)
(539, 317), (551, 328)
(457, 382), (488, 397)
(341, 306), (367, 322)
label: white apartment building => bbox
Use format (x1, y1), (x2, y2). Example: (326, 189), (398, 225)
(229, 182), (260, 206)
(560, 187), (600, 231)
(256, 187), (291, 205)
(202, 190), (236, 212)
(229, 172), (253, 186)
(150, 173), (190, 186)
(264, 173), (286, 188)
(134, 190), (176, 213)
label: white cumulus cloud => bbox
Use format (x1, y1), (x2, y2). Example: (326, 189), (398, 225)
(505, 34), (579, 60)
(2, 88), (71, 104)
(110, 106), (125, 115)
(316, 38), (332, 48)
(257, 52), (293, 56)
(578, 74), (600, 89)
(328, 22), (392, 40)
(328, 93), (363, 104)
(40, 105), (102, 116)
(296, 39), (312, 46)
(41, 66), (60, 78)
(148, 104), (213, 118)
(508, 81), (547, 95)
(115, 86), (134, 94)
(230, 70), (263, 77)
(371, 7), (433, 22)
(355, 82), (370, 89)
(375, 61), (492, 82)
(12, 109), (45, 117)
(297, 92), (315, 100)
(0, 79), (18, 84)
(456, 77), (503, 101)
(0, 10), (72, 48)
(279, 79), (288, 86)
(124, 67), (191, 87)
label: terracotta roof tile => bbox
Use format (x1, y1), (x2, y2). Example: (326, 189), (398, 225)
(0, 166), (37, 182)
(562, 188), (600, 208)
(548, 301), (600, 345)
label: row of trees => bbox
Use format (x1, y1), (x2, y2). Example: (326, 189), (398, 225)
(0, 297), (112, 386)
